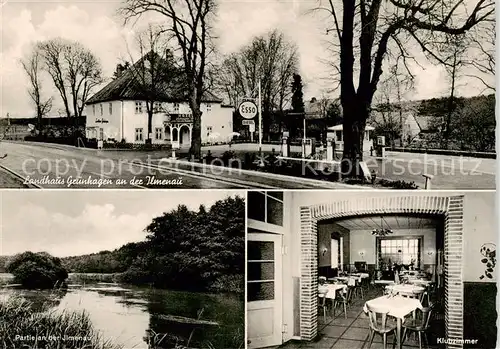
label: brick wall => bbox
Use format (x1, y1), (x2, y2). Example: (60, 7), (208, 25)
(299, 195), (464, 349)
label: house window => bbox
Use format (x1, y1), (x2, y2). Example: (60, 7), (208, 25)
(100, 104), (103, 116)
(336, 130), (342, 141)
(153, 102), (161, 113)
(377, 237), (422, 269)
(248, 191), (283, 226)
(135, 128), (143, 141)
(92, 105), (95, 116)
(207, 126), (212, 137)
(99, 128), (104, 140)
(206, 103), (211, 112)
(155, 127), (163, 140)
(108, 103), (112, 115)
(135, 102), (142, 114)
(173, 103), (180, 112)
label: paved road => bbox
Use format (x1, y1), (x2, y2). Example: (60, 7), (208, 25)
(211, 143), (496, 189)
(0, 141), (356, 189)
(364, 152), (496, 189)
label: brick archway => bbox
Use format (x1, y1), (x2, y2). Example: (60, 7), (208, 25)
(299, 195), (464, 349)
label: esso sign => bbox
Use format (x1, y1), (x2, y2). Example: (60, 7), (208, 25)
(238, 101), (258, 119)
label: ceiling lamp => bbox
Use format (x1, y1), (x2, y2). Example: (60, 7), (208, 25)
(372, 216), (393, 236)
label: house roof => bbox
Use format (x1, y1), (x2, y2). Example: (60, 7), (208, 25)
(87, 51), (222, 105)
(414, 115), (440, 131)
(304, 97), (339, 120)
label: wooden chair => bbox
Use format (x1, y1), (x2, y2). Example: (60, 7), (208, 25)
(366, 303), (397, 349)
(402, 305), (434, 349)
(420, 283), (435, 307)
(352, 278), (364, 300)
(333, 287), (350, 319)
(318, 288), (329, 323)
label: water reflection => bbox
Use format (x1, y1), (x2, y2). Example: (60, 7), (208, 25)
(1, 282), (244, 349)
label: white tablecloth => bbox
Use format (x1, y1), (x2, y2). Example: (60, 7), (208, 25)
(386, 284), (425, 295)
(374, 280), (395, 285)
(319, 284), (347, 300)
(408, 279), (432, 286)
(363, 295), (423, 319)
(351, 273), (370, 279)
(334, 276), (359, 285)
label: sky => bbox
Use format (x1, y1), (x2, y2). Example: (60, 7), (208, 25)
(0, 190), (244, 257)
(0, 0), (494, 118)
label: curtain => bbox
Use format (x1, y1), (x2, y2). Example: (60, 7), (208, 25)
(331, 239), (339, 268)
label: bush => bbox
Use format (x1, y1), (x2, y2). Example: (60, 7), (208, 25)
(6, 252), (68, 289)
(243, 152), (257, 170)
(0, 295), (121, 349)
(116, 267), (153, 285)
(207, 274), (244, 294)
(220, 150), (237, 167)
(203, 150), (215, 164)
(378, 179), (419, 189)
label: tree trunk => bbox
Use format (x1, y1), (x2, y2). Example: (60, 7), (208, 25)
(442, 58), (457, 150)
(341, 101), (368, 178)
(145, 110), (153, 146)
(189, 101), (202, 161)
(37, 105), (43, 132)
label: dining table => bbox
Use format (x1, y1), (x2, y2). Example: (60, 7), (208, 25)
(373, 279), (395, 284)
(363, 295), (423, 349)
(386, 284), (426, 297)
(318, 283), (348, 300)
(407, 279), (433, 287)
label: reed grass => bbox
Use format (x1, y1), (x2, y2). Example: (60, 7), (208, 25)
(0, 295), (122, 349)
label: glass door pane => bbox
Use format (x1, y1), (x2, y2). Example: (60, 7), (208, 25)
(247, 241), (275, 302)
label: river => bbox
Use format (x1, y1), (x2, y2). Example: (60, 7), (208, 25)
(0, 273), (244, 348)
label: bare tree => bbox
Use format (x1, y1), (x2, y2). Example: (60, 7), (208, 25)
(466, 23), (495, 91)
(20, 48), (53, 131)
(126, 25), (183, 145)
(217, 30), (299, 140)
(37, 38), (103, 120)
(438, 35), (468, 149)
(311, 0), (494, 177)
(121, 0), (216, 159)
(371, 63), (414, 146)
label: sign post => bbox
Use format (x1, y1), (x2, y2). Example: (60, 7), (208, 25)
(258, 79), (262, 158)
(238, 100), (258, 143)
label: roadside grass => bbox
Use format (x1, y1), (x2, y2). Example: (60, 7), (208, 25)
(0, 167), (26, 188)
(0, 295), (121, 349)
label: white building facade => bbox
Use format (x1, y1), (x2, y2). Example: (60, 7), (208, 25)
(85, 100), (233, 147)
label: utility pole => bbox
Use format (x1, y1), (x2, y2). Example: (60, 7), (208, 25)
(258, 79), (262, 157)
(303, 117), (306, 143)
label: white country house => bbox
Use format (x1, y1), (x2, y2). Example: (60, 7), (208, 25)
(84, 55), (233, 147)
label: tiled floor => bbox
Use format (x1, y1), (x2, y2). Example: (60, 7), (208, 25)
(277, 288), (442, 349)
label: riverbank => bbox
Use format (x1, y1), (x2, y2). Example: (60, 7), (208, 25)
(67, 272), (244, 294)
(0, 295), (121, 349)
(1, 282), (244, 349)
